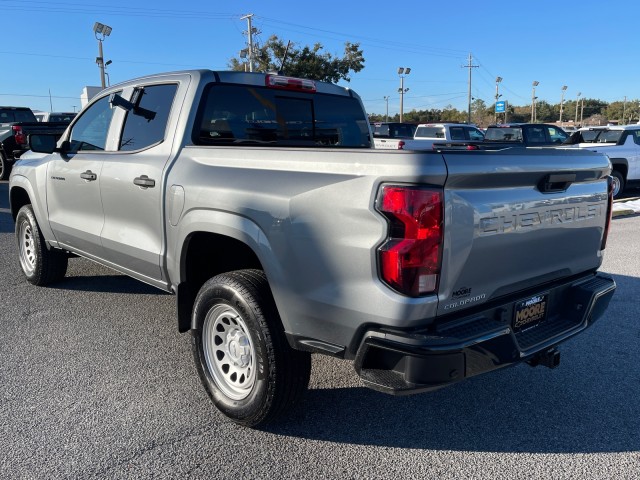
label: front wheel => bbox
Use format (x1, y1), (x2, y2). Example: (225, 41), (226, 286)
(15, 204), (68, 285)
(191, 269), (311, 428)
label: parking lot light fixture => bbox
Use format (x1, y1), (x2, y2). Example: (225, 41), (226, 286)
(93, 22), (112, 89)
(559, 85), (568, 124)
(531, 81), (539, 122)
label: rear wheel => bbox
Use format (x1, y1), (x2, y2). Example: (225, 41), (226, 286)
(15, 204), (68, 285)
(191, 269), (311, 428)
(611, 170), (625, 199)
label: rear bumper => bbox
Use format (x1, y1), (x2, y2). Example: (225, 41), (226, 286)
(354, 272), (616, 394)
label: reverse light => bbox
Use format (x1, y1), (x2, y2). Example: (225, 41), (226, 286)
(376, 185), (443, 296)
(12, 125), (27, 146)
(266, 75), (316, 93)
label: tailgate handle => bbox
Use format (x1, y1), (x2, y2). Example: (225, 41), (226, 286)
(539, 173), (576, 193)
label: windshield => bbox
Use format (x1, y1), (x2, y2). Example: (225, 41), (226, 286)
(194, 84), (370, 148)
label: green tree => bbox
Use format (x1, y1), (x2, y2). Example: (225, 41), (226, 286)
(229, 35), (365, 83)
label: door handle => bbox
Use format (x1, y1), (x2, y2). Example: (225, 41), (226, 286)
(80, 170), (97, 181)
(134, 175), (156, 188)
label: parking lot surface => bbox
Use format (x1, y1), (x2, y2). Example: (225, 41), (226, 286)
(1, 180), (639, 479)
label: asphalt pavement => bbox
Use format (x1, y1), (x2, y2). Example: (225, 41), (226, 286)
(1, 180), (639, 479)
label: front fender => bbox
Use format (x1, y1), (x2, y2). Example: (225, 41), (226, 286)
(9, 173), (58, 247)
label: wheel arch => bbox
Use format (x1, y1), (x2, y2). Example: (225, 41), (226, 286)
(171, 210), (286, 334)
(608, 158), (628, 179)
(9, 175), (57, 246)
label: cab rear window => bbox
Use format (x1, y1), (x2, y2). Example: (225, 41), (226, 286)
(193, 84), (370, 148)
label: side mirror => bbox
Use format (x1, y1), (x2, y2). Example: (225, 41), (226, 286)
(29, 134), (58, 154)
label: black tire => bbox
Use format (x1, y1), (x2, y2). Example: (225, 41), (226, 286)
(0, 152), (9, 181)
(611, 170), (625, 199)
(191, 269), (311, 428)
(15, 204), (68, 285)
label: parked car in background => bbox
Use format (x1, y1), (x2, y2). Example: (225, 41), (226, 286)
(34, 111), (77, 124)
(374, 122), (485, 150)
(433, 123), (569, 150)
(371, 122), (416, 150)
(563, 124), (640, 197)
(0, 106), (69, 180)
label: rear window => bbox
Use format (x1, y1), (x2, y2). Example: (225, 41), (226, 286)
(0, 108), (37, 123)
(484, 127), (523, 142)
(48, 113), (77, 123)
(593, 130), (623, 143)
(193, 84), (370, 148)
(414, 126), (445, 138)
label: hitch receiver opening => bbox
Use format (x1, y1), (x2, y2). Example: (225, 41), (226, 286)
(527, 348), (561, 369)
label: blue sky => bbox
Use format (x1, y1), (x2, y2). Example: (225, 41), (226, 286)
(2, 0), (639, 116)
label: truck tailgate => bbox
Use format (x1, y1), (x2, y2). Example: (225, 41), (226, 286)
(437, 148), (611, 316)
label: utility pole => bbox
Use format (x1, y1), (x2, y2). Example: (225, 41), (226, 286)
(241, 14), (258, 72)
(623, 96), (627, 124)
(383, 96), (389, 122)
(463, 53), (478, 124)
(494, 76), (502, 124)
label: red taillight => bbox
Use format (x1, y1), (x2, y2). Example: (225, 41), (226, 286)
(265, 75), (316, 92)
(377, 185), (443, 296)
(398, 140), (405, 150)
(466, 144), (479, 150)
(12, 125), (27, 146)
(601, 175), (614, 249)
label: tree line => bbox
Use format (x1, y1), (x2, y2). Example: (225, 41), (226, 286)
(369, 98), (640, 127)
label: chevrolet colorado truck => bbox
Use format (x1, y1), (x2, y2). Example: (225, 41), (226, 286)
(9, 70), (616, 428)
(0, 106), (68, 180)
(563, 125), (640, 197)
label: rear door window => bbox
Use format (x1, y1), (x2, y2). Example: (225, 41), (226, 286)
(194, 84), (370, 148)
(119, 83), (178, 151)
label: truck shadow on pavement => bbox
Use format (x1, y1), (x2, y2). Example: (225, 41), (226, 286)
(268, 272), (640, 454)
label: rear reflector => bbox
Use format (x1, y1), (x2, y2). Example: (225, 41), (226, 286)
(266, 75), (316, 92)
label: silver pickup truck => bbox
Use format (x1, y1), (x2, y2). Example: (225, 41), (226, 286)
(9, 70), (616, 428)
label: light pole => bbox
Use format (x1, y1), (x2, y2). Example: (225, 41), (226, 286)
(559, 85), (568, 124)
(580, 97), (584, 125)
(531, 81), (539, 122)
(398, 67), (410, 123)
(574, 92), (581, 124)
(93, 22), (112, 89)
(494, 76), (502, 124)
(383, 96), (389, 122)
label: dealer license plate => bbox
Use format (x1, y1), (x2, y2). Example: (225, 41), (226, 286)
(513, 293), (548, 332)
